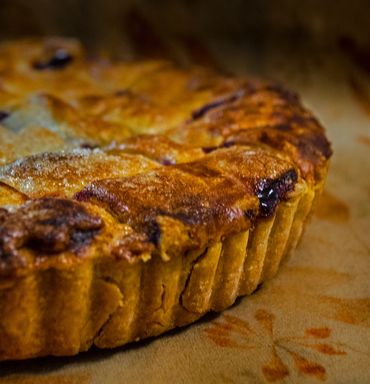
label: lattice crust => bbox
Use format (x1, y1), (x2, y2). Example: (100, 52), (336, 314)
(0, 38), (331, 360)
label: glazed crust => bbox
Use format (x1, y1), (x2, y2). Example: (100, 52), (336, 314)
(0, 38), (331, 360)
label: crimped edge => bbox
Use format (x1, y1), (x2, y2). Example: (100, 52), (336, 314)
(0, 180), (320, 361)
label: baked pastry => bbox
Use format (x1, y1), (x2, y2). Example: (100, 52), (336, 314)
(0, 38), (331, 361)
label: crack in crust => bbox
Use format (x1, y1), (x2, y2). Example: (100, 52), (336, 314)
(0, 198), (103, 275)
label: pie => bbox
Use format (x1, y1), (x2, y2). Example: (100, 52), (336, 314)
(0, 37), (331, 360)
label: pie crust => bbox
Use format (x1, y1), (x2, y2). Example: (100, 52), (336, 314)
(0, 38), (331, 360)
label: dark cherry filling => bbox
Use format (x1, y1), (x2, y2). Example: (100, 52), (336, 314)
(0, 111), (9, 122)
(147, 220), (161, 245)
(256, 169), (298, 217)
(32, 49), (74, 70)
(79, 142), (99, 150)
(202, 141), (235, 154)
(191, 89), (245, 120)
(201, 146), (218, 154)
(159, 158), (175, 166)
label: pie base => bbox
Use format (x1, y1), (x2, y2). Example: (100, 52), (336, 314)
(0, 179), (324, 361)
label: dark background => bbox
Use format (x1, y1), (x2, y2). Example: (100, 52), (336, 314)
(0, 0), (369, 59)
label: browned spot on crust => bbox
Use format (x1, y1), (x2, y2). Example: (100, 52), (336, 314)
(123, 7), (175, 61)
(315, 191), (350, 223)
(349, 77), (370, 116)
(0, 373), (91, 384)
(262, 350), (289, 382)
(0, 198), (103, 276)
(358, 134), (370, 148)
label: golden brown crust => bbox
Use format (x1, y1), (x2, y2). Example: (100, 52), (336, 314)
(174, 83), (331, 182)
(75, 147), (297, 256)
(0, 149), (158, 198)
(0, 38), (332, 360)
(0, 36), (331, 280)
